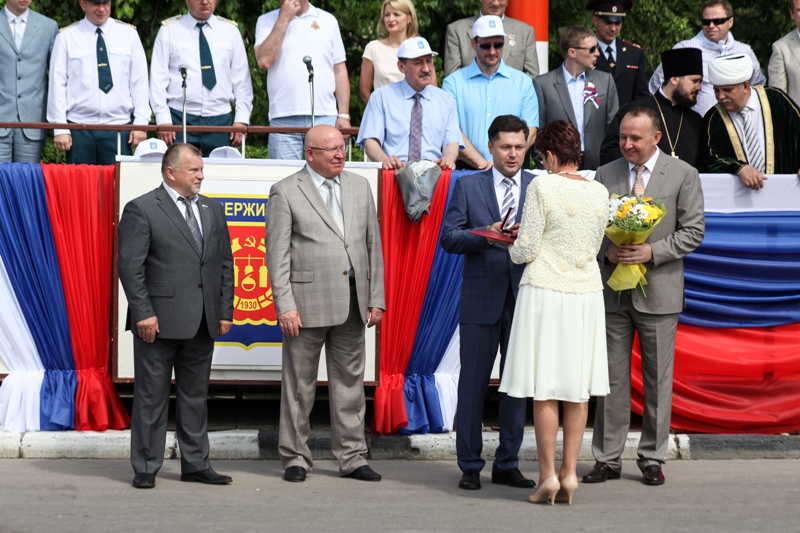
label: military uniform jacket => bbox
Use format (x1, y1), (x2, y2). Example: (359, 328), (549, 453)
(595, 38), (649, 108)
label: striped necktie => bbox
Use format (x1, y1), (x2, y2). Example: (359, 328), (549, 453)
(408, 93), (423, 161)
(501, 177), (516, 229)
(631, 164), (645, 197)
(179, 197), (204, 252)
(741, 107), (765, 172)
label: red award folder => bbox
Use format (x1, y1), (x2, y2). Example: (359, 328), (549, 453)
(469, 228), (517, 243)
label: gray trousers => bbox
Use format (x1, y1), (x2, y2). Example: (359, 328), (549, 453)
(278, 282), (369, 475)
(591, 291), (678, 472)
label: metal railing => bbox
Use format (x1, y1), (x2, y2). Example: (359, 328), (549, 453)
(0, 122), (361, 161)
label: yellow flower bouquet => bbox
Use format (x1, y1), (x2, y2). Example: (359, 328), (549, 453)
(605, 194), (666, 294)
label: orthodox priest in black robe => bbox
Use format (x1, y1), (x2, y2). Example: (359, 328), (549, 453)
(601, 48), (704, 166)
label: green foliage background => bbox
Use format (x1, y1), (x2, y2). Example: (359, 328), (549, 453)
(33, 0), (796, 152)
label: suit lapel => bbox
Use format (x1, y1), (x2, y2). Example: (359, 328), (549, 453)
(196, 195), (213, 259)
(607, 158), (631, 197)
(554, 72), (579, 127)
(789, 32), (800, 71)
(18, 12), (38, 53)
(340, 171), (354, 241)
(479, 171), (502, 221)
(518, 172), (533, 223)
(0, 14), (15, 51)
(156, 186), (203, 258)
(644, 151), (669, 199)
(297, 168), (344, 241)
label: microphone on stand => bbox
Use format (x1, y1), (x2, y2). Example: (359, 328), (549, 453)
(179, 65), (188, 144)
(303, 56), (315, 127)
(303, 56), (314, 76)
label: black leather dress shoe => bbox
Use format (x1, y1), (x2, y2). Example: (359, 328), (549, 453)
(283, 466), (307, 482)
(132, 473), (155, 489)
(491, 468), (535, 488)
(642, 465), (665, 486)
(459, 469), (481, 490)
(180, 468), (232, 485)
(343, 465), (382, 482)
(582, 462), (621, 483)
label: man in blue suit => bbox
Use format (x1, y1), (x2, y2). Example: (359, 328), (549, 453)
(440, 114), (534, 491)
(0, 0), (58, 162)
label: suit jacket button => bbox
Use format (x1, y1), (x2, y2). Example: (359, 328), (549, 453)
(344, 243), (349, 249)
(343, 271), (348, 276)
(198, 283), (203, 288)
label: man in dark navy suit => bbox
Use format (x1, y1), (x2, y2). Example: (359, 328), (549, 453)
(440, 115), (534, 491)
(588, 0), (649, 108)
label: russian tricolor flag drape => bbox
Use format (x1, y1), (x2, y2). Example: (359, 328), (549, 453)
(0, 163), (130, 432)
(374, 170), (800, 435)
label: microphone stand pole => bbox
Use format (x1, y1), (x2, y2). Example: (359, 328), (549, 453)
(181, 75), (188, 144)
(308, 70), (315, 128)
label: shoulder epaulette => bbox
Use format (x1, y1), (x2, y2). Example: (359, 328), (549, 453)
(161, 14), (183, 26)
(621, 39), (642, 50)
(60, 21), (79, 32)
(216, 15), (238, 27)
(115, 19), (137, 29)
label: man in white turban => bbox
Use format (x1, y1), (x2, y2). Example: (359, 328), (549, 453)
(699, 54), (800, 190)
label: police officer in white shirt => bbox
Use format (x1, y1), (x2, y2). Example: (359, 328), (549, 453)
(47, 0), (150, 165)
(150, 0), (253, 157)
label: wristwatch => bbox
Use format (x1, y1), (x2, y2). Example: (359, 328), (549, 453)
(337, 113), (351, 120)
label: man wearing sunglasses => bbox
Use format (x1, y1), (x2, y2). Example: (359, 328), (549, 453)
(534, 25), (619, 170)
(443, 15), (538, 171)
(648, 0), (764, 117)
(444, 0), (539, 79)
(587, 0), (648, 108)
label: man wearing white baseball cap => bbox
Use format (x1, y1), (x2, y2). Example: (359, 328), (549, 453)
(443, 15), (539, 170)
(357, 36), (462, 170)
(698, 53), (800, 190)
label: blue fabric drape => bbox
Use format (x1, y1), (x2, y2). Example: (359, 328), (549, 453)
(401, 173), (465, 434)
(682, 211), (800, 328)
(0, 163), (76, 429)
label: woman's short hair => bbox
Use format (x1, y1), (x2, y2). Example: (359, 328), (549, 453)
(376, 0), (419, 40)
(535, 121), (582, 167)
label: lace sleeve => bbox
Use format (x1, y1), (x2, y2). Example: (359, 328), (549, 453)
(509, 178), (545, 265)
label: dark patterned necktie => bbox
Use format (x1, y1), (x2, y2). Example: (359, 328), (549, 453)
(179, 197), (204, 252)
(197, 22), (217, 90)
(408, 93), (423, 161)
(96, 28), (113, 94)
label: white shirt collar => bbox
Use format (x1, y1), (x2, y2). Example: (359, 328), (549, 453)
(162, 181), (198, 204)
(5, 6), (28, 23)
(562, 63), (586, 83)
(492, 168), (521, 187)
(306, 164), (340, 189)
(628, 147), (661, 175)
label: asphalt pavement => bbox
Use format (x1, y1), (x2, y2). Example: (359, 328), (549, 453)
(0, 459), (798, 533)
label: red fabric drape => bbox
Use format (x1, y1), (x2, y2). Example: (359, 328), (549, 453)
(42, 164), (130, 431)
(631, 323), (800, 434)
(373, 170), (451, 434)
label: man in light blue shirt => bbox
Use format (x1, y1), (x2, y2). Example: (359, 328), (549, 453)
(357, 37), (462, 170)
(443, 15), (538, 170)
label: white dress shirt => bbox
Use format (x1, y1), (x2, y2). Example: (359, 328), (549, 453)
(150, 13), (253, 125)
(162, 181), (203, 236)
(563, 65), (587, 151)
(627, 147), (661, 192)
(47, 18), (150, 136)
(492, 167), (522, 220)
(5, 6), (28, 47)
(730, 91), (766, 164)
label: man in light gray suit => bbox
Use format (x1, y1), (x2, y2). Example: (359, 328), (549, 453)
(768, 0), (800, 105)
(0, 0), (58, 162)
(535, 25), (619, 170)
(265, 125), (385, 483)
(444, 0), (539, 78)
(584, 107), (704, 487)
(118, 143), (235, 489)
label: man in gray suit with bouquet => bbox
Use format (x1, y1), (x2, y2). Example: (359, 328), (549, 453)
(585, 107), (704, 487)
(440, 115), (534, 491)
(265, 125), (385, 483)
(0, 0), (58, 162)
(118, 143), (235, 489)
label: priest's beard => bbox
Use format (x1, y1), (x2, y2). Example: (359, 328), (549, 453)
(673, 86), (698, 109)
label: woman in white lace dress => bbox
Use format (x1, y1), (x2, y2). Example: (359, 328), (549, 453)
(499, 120), (610, 505)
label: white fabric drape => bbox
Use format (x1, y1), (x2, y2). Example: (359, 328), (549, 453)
(434, 327), (460, 432)
(0, 254), (43, 432)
